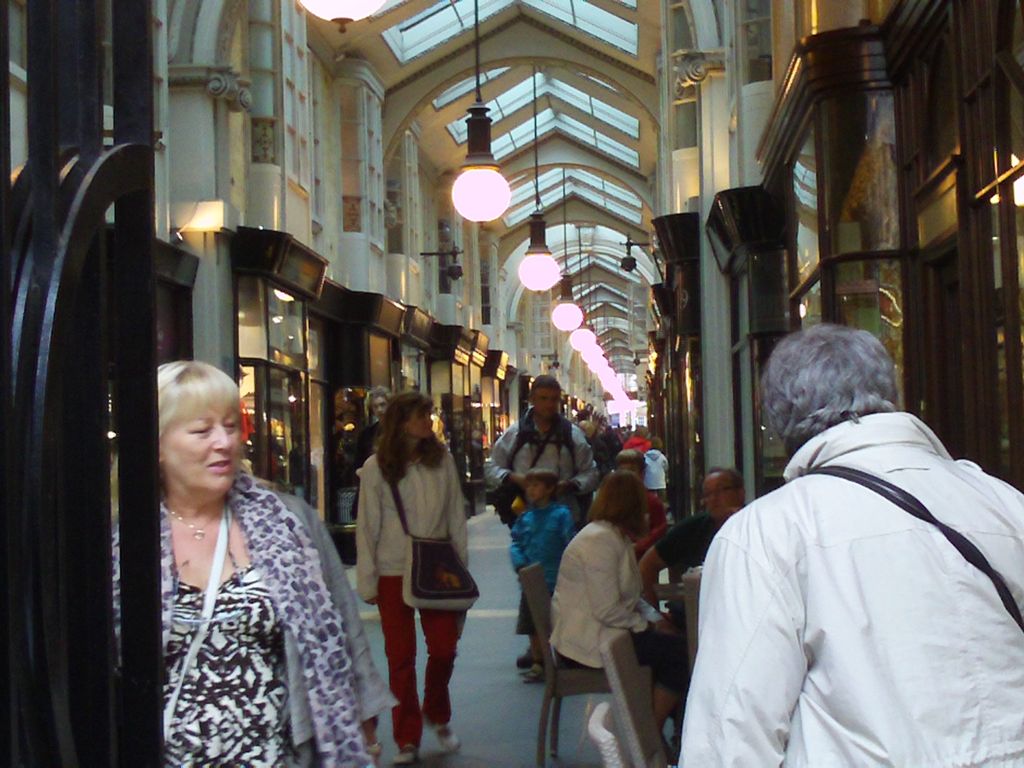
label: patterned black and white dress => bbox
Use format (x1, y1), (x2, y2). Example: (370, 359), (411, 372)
(164, 566), (294, 767)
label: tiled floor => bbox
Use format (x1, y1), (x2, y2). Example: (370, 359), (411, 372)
(353, 510), (607, 767)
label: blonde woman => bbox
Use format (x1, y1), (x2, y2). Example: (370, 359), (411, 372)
(114, 361), (392, 767)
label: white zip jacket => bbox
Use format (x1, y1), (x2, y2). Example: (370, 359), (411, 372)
(355, 452), (468, 602)
(550, 520), (662, 667)
(680, 412), (1024, 768)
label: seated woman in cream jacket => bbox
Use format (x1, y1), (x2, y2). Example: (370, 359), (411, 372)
(551, 470), (686, 734)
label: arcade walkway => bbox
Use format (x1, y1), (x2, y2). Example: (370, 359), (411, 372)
(353, 511), (607, 767)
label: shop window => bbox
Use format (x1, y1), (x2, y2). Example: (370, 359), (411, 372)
(822, 92), (899, 255)
(792, 127), (819, 284)
(237, 276), (268, 358)
(309, 381), (328, 518)
(368, 333), (391, 388)
(9, 0), (26, 69)
(834, 259), (905, 399)
(924, 41), (958, 172)
(155, 281), (193, 364)
(268, 287), (307, 369)
(797, 282), (822, 327)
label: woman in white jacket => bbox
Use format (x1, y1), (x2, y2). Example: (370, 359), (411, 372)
(356, 392), (468, 765)
(551, 470), (686, 735)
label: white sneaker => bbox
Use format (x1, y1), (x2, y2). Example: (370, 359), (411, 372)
(429, 722), (461, 753)
(392, 744), (418, 765)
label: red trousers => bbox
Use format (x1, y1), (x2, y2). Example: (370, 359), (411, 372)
(376, 576), (460, 748)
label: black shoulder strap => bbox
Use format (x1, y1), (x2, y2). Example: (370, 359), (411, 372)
(387, 481), (411, 536)
(807, 465), (1024, 635)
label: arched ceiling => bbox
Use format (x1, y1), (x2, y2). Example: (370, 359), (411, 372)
(309, 0), (664, 375)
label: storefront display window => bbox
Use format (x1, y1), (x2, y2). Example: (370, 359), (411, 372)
(268, 287), (307, 369)
(822, 92), (899, 254)
(835, 259), (905, 399)
(238, 276), (268, 359)
(797, 281), (822, 326)
(309, 381), (328, 518)
(793, 127), (819, 283)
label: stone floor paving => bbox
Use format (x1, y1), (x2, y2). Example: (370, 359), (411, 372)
(353, 510), (607, 768)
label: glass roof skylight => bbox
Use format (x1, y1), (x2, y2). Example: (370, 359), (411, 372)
(522, 0), (638, 56)
(433, 68), (510, 109)
(383, 0), (511, 63)
(445, 73), (639, 142)
(504, 174), (643, 227)
(488, 108), (640, 167)
(382, 0), (638, 63)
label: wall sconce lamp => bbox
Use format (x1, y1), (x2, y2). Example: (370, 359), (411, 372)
(620, 237), (649, 273)
(420, 246), (465, 281)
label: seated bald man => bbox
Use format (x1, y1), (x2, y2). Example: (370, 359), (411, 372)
(639, 468), (745, 606)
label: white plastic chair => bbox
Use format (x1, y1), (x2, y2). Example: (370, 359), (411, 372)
(587, 701), (626, 768)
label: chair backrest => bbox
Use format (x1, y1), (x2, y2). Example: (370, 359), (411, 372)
(681, 568), (701, 673)
(519, 564), (555, 674)
(600, 632), (667, 768)
(587, 701), (626, 768)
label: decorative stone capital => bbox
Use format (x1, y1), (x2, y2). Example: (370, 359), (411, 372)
(170, 65), (252, 112)
(207, 70), (252, 112)
(673, 51), (724, 93)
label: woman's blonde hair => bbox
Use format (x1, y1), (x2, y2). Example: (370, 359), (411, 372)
(157, 360), (239, 436)
(376, 391), (446, 483)
(588, 470), (649, 537)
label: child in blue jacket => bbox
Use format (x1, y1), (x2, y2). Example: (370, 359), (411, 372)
(510, 467), (575, 681)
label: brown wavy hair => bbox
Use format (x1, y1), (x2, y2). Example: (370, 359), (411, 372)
(375, 391), (446, 483)
(588, 470), (649, 537)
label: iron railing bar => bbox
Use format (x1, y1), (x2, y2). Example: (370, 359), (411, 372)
(111, 0), (162, 763)
(21, 0), (65, 763)
(0, 0), (11, 757)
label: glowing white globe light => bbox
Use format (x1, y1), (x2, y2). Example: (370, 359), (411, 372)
(569, 328), (597, 352)
(451, 167), (512, 222)
(518, 253), (561, 291)
(551, 302), (584, 332)
(582, 346), (605, 365)
(298, 0), (386, 21)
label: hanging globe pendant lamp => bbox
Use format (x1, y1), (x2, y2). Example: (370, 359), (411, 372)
(518, 67), (559, 291)
(450, 0), (511, 222)
(551, 276), (583, 331)
(518, 213), (560, 291)
(299, 0), (386, 25)
(569, 326), (597, 352)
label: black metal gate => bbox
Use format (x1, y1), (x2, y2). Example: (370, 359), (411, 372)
(4, 0), (162, 764)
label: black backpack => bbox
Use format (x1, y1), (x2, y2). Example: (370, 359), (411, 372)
(492, 411), (579, 526)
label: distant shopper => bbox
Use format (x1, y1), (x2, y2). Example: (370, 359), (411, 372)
(616, 449), (668, 559)
(639, 468), (744, 606)
(681, 324), (1024, 767)
(509, 467), (575, 682)
(356, 392), (468, 765)
(552, 471), (686, 736)
(486, 375), (599, 528)
(622, 427), (651, 454)
(644, 437), (669, 504)
(122, 361), (390, 767)
(355, 386), (391, 471)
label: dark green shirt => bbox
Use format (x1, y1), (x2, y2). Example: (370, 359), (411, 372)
(653, 512), (719, 570)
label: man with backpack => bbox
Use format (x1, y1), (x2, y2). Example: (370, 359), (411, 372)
(486, 376), (599, 530)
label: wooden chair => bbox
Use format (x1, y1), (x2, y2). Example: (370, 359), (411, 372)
(587, 701), (626, 768)
(680, 568), (701, 673)
(599, 632), (668, 768)
(519, 564), (610, 766)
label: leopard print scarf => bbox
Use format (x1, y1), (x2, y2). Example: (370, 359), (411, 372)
(154, 473), (369, 766)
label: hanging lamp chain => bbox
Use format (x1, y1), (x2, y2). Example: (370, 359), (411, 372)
(533, 66), (541, 210)
(474, 0), (482, 101)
